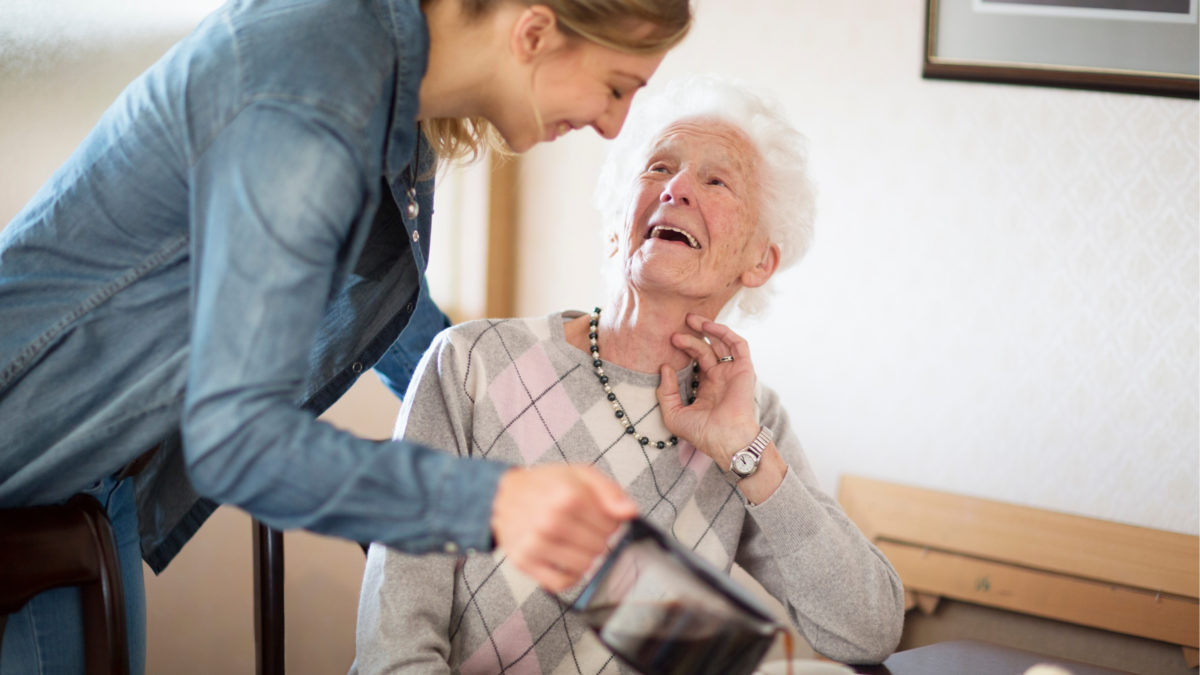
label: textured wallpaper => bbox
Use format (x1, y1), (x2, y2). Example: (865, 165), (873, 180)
(518, 0), (1198, 534)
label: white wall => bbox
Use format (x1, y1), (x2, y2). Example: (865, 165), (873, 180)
(516, 0), (1199, 535)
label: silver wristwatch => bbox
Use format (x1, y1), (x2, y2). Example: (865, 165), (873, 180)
(729, 426), (772, 479)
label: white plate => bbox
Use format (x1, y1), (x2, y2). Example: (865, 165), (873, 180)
(754, 660), (856, 675)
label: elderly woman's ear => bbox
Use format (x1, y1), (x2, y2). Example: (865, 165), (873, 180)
(606, 232), (620, 258)
(739, 243), (781, 289)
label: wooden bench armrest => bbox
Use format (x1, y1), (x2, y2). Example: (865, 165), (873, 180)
(838, 475), (1199, 651)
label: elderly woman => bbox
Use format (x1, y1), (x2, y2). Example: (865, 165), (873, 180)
(352, 76), (905, 673)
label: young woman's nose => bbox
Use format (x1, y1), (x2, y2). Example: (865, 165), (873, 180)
(592, 96), (634, 140)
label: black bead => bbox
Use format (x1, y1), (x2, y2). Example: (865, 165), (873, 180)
(687, 396), (695, 404)
(600, 376), (609, 384)
(593, 359), (602, 368)
(693, 364), (700, 373)
(589, 320), (597, 327)
(625, 427), (636, 434)
(615, 410), (624, 418)
(691, 380), (699, 389)
(588, 332), (597, 340)
(639, 437), (649, 445)
(656, 441), (665, 449)
(607, 393), (616, 401)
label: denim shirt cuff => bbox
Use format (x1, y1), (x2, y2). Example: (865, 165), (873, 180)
(386, 456), (510, 554)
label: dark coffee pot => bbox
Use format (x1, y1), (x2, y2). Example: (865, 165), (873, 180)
(572, 518), (781, 675)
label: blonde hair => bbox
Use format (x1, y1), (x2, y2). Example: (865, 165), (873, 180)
(420, 0), (692, 162)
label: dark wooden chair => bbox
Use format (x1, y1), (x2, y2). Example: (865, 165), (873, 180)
(0, 488), (304, 675)
(252, 522), (371, 675)
(0, 494), (130, 675)
(253, 520), (285, 675)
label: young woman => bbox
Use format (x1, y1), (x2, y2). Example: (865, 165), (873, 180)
(0, 1), (690, 672)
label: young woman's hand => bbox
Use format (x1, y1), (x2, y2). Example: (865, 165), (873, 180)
(491, 464), (637, 591)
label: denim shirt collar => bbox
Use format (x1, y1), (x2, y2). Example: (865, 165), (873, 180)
(377, 0), (430, 179)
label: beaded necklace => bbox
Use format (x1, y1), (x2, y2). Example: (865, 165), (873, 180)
(588, 307), (698, 449)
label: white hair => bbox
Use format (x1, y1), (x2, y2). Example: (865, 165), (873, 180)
(592, 74), (816, 320)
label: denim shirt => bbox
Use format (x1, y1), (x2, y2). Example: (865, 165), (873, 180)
(0, 0), (506, 572)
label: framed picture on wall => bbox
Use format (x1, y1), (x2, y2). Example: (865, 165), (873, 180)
(923, 0), (1200, 98)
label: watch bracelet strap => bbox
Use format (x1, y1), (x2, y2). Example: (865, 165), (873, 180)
(744, 425), (772, 460)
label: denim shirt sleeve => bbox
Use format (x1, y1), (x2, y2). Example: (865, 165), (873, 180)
(181, 103), (505, 553)
(375, 283), (450, 398)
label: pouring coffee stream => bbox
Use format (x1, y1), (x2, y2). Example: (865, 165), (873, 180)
(571, 518), (795, 675)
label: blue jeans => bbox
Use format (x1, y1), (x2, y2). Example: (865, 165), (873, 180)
(0, 475), (146, 674)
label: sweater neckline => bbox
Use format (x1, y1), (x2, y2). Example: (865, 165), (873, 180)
(548, 310), (694, 388)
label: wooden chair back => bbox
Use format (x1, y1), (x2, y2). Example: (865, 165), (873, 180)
(0, 494), (130, 675)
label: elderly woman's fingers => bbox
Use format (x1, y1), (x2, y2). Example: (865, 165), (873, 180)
(687, 314), (753, 365)
(657, 363), (683, 408)
(657, 361), (711, 419)
(670, 332), (724, 369)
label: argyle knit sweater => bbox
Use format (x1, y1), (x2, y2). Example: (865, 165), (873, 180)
(352, 312), (904, 674)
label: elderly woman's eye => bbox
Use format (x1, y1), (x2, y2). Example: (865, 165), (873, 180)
(648, 164), (670, 174)
(709, 177), (727, 187)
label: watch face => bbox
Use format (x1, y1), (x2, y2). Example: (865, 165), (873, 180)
(731, 452), (756, 476)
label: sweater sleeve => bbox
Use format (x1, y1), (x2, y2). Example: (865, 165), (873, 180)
(354, 544), (456, 674)
(733, 385), (905, 665)
(354, 329), (491, 672)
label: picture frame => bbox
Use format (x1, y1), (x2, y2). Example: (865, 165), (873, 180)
(923, 0), (1200, 99)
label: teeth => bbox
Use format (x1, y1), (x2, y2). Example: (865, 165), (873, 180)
(649, 225), (700, 249)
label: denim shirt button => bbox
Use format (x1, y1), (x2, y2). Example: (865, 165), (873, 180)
(411, 230), (420, 243)
(405, 302), (414, 313)
(351, 361), (363, 374)
(443, 541), (459, 554)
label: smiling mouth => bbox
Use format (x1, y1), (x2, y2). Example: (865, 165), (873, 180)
(646, 225), (700, 249)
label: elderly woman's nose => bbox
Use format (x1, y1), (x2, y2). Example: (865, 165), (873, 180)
(660, 171), (694, 205)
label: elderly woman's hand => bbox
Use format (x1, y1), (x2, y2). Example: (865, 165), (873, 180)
(656, 314), (763, 468)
